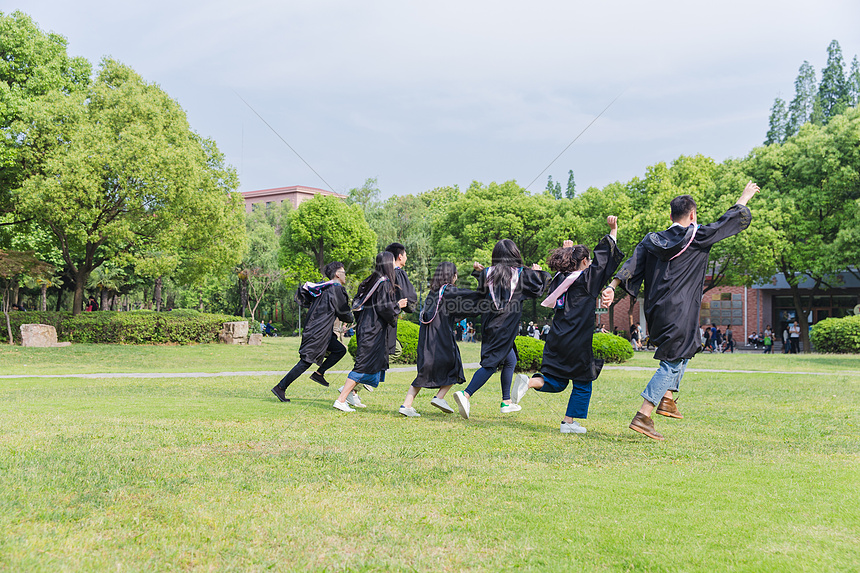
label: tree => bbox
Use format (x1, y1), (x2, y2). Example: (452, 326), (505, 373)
(0, 249), (52, 343)
(818, 40), (849, 122)
(281, 194), (376, 281)
(545, 175), (562, 199)
(765, 96), (789, 145)
(847, 55), (860, 107)
(566, 170), (576, 199)
(12, 58), (244, 314)
(0, 11), (90, 214)
(746, 107), (860, 352)
(786, 61), (818, 136)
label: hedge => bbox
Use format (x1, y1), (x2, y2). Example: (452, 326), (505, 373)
(810, 315), (860, 353)
(347, 319), (419, 365)
(0, 310), (246, 345)
(514, 332), (634, 372)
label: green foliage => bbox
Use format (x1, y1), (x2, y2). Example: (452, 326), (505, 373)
(818, 40), (849, 121)
(514, 335), (544, 372)
(592, 332), (635, 363)
(281, 194), (376, 282)
(0, 310), (244, 344)
(513, 332), (633, 372)
(347, 319), (419, 365)
(810, 315), (860, 353)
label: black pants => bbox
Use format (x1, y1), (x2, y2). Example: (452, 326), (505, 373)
(790, 338), (800, 354)
(277, 334), (346, 390)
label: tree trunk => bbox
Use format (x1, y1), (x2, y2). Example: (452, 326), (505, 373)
(789, 283), (812, 353)
(4, 310), (11, 345)
(11, 282), (19, 306)
(239, 277), (248, 317)
(55, 287), (64, 312)
(143, 287), (150, 310)
(72, 271), (86, 315)
(154, 276), (163, 312)
(41, 284), (47, 312)
(101, 288), (110, 312)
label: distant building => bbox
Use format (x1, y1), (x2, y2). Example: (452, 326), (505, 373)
(240, 185), (347, 213)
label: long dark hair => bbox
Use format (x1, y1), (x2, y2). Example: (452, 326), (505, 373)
(357, 251), (396, 298)
(547, 245), (589, 273)
(489, 239), (523, 289)
(429, 262), (458, 291)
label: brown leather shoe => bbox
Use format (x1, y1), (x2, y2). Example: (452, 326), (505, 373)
(629, 412), (664, 441)
(656, 396), (683, 419)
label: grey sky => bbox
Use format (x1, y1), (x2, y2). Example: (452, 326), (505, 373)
(13, 1), (860, 197)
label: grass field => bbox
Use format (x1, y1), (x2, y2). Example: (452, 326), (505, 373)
(1, 341), (858, 571)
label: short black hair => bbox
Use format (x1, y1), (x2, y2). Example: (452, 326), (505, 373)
(324, 261), (344, 279)
(670, 195), (697, 222)
(385, 242), (406, 259)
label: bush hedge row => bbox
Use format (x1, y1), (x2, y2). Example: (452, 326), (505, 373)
(810, 315), (860, 353)
(0, 310), (246, 344)
(514, 332), (634, 371)
(347, 319), (419, 365)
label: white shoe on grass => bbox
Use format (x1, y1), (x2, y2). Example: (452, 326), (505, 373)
(345, 391), (366, 408)
(511, 374), (530, 404)
(453, 391), (470, 419)
(333, 400), (355, 413)
(430, 396), (454, 413)
(500, 402), (522, 414)
(560, 420), (586, 434)
(399, 406), (421, 417)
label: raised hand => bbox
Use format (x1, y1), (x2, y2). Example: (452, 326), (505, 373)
(473, 261), (485, 272)
(562, 240), (574, 248)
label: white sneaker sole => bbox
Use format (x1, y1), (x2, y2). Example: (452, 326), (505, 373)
(431, 398), (454, 414)
(453, 392), (470, 419)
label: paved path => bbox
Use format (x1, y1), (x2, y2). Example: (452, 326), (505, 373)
(2, 364), (859, 379)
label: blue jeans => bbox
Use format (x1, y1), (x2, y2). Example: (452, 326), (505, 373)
(641, 359), (689, 406)
(535, 373), (593, 419)
(347, 371), (382, 388)
(465, 348), (517, 401)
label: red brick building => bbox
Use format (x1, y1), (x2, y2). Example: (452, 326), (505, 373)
(240, 185), (347, 213)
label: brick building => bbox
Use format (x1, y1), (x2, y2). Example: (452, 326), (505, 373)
(240, 185), (347, 213)
(598, 272), (860, 344)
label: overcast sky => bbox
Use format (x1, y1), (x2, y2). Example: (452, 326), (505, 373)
(12, 1), (860, 197)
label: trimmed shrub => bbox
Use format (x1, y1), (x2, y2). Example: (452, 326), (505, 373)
(593, 332), (635, 363)
(810, 315), (860, 353)
(0, 310), (245, 344)
(347, 318), (420, 364)
(514, 335), (544, 372)
(512, 332), (634, 372)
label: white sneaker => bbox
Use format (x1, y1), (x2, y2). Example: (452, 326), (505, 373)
(430, 396), (454, 414)
(500, 402), (522, 414)
(345, 391), (366, 408)
(399, 405), (421, 417)
(333, 400), (355, 413)
(453, 391), (470, 419)
(560, 420), (586, 434)
(362, 384), (375, 392)
(511, 374), (530, 404)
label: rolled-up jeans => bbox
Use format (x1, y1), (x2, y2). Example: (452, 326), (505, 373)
(641, 358), (689, 406)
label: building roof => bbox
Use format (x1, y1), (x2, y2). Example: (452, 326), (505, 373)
(240, 185), (347, 200)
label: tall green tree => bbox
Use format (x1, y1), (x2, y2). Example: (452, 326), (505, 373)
(0, 11), (90, 214)
(12, 58), (244, 313)
(566, 170), (576, 199)
(786, 61), (819, 136)
(281, 194), (376, 281)
(765, 96), (789, 145)
(818, 40), (849, 121)
(545, 175), (562, 199)
(746, 107), (860, 352)
(847, 55), (860, 107)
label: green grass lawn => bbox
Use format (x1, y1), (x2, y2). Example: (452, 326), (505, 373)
(1, 346), (858, 571)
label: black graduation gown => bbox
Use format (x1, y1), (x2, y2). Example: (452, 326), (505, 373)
(297, 283), (353, 365)
(352, 281), (400, 374)
(541, 235), (625, 381)
(615, 204), (752, 362)
(472, 266), (550, 369)
(387, 267), (419, 353)
(412, 286), (483, 388)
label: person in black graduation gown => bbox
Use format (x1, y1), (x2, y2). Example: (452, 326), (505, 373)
(334, 252), (407, 412)
(602, 182), (759, 440)
(452, 239), (550, 419)
(398, 262), (483, 417)
(512, 216), (624, 433)
(271, 262), (353, 403)
(371, 243), (418, 387)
